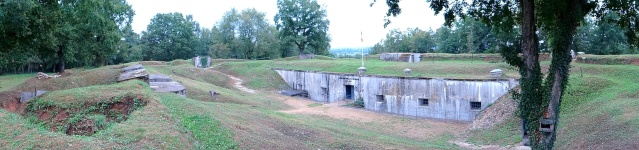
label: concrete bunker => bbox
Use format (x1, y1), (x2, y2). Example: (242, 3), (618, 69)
(193, 56), (212, 68)
(149, 74), (186, 97)
(274, 68), (518, 121)
(118, 64), (149, 83)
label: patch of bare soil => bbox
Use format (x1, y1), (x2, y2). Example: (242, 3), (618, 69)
(471, 90), (518, 129)
(271, 93), (467, 140)
(27, 96), (148, 136)
(0, 91), (25, 113)
(451, 140), (531, 150)
(210, 70), (256, 93)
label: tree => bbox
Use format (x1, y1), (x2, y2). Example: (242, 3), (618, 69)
(211, 8), (281, 59)
(1, 0), (134, 73)
(141, 13), (199, 61)
(375, 0), (638, 149)
(274, 0), (331, 57)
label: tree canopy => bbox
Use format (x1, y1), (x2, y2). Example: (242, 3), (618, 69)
(140, 13), (199, 61)
(210, 8), (281, 59)
(274, 0), (331, 56)
(0, 0), (134, 73)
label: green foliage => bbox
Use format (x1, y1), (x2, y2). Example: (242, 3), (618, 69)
(274, 0), (331, 56)
(157, 93), (238, 149)
(141, 13), (199, 61)
(0, 73), (35, 92)
(0, 0), (134, 72)
(353, 97), (364, 108)
(211, 8), (281, 60)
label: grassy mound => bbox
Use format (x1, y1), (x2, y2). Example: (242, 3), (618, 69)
(464, 63), (639, 148)
(167, 59), (192, 66)
(23, 80), (150, 135)
(12, 63), (128, 92)
(576, 54), (639, 65)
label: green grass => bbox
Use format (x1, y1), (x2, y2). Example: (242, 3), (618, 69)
(464, 62), (639, 149)
(25, 80), (150, 109)
(157, 93), (238, 149)
(3, 56), (637, 149)
(0, 86), (195, 149)
(217, 58), (519, 90)
(0, 73), (35, 92)
(307, 103), (323, 107)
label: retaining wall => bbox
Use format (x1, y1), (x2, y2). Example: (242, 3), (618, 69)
(274, 69), (518, 121)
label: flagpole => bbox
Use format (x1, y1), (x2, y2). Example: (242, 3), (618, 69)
(361, 31), (364, 67)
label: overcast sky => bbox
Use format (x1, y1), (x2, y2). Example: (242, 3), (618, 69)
(126, 0), (444, 48)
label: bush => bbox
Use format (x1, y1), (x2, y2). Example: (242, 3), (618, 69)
(353, 97), (364, 108)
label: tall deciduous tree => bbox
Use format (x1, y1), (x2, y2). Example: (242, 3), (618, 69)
(141, 13), (199, 61)
(375, 0), (638, 149)
(212, 8), (281, 59)
(1, 0), (134, 73)
(274, 0), (331, 57)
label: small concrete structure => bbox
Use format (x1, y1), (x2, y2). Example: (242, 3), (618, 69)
(149, 74), (173, 82)
(148, 74), (186, 97)
(404, 68), (412, 76)
(150, 81), (186, 96)
(358, 67), (367, 75)
(193, 56), (212, 68)
(118, 64), (149, 82)
(274, 68), (518, 121)
(280, 89), (308, 97)
(121, 64), (144, 72)
(490, 69), (504, 78)
(380, 53), (421, 63)
(20, 90), (47, 103)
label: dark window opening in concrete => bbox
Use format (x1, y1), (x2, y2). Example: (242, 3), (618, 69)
(419, 98), (429, 106)
(376, 95), (385, 102)
(345, 85), (354, 99)
(470, 102), (481, 110)
(321, 87), (328, 95)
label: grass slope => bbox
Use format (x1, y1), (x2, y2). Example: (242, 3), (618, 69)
(464, 63), (639, 148)
(0, 73), (35, 92)
(145, 62), (461, 149)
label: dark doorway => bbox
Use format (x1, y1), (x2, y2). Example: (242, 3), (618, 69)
(345, 85), (354, 100)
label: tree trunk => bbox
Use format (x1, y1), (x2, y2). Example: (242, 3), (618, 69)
(519, 0), (544, 147)
(56, 45), (65, 73)
(539, 0), (582, 149)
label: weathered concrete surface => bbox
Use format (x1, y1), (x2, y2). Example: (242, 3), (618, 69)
(380, 53), (421, 62)
(273, 69), (518, 121)
(193, 56), (212, 68)
(20, 90), (47, 103)
(118, 64), (149, 82)
(150, 81), (186, 96)
(149, 74), (173, 82)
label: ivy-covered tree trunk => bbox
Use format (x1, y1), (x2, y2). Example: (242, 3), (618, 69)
(518, 0), (545, 148)
(538, 0), (584, 149)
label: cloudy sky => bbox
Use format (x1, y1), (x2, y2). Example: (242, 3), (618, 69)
(126, 0), (444, 48)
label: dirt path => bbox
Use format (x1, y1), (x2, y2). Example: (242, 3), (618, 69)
(450, 140), (531, 150)
(270, 93), (467, 140)
(225, 75), (256, 93)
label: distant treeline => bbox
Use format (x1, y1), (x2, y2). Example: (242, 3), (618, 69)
(371, 16), (638, 55)
(1, 0), (330, 74)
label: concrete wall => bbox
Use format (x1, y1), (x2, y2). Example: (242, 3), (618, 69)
(380, 53), (422, 62)
(274, 69), (518, 121)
